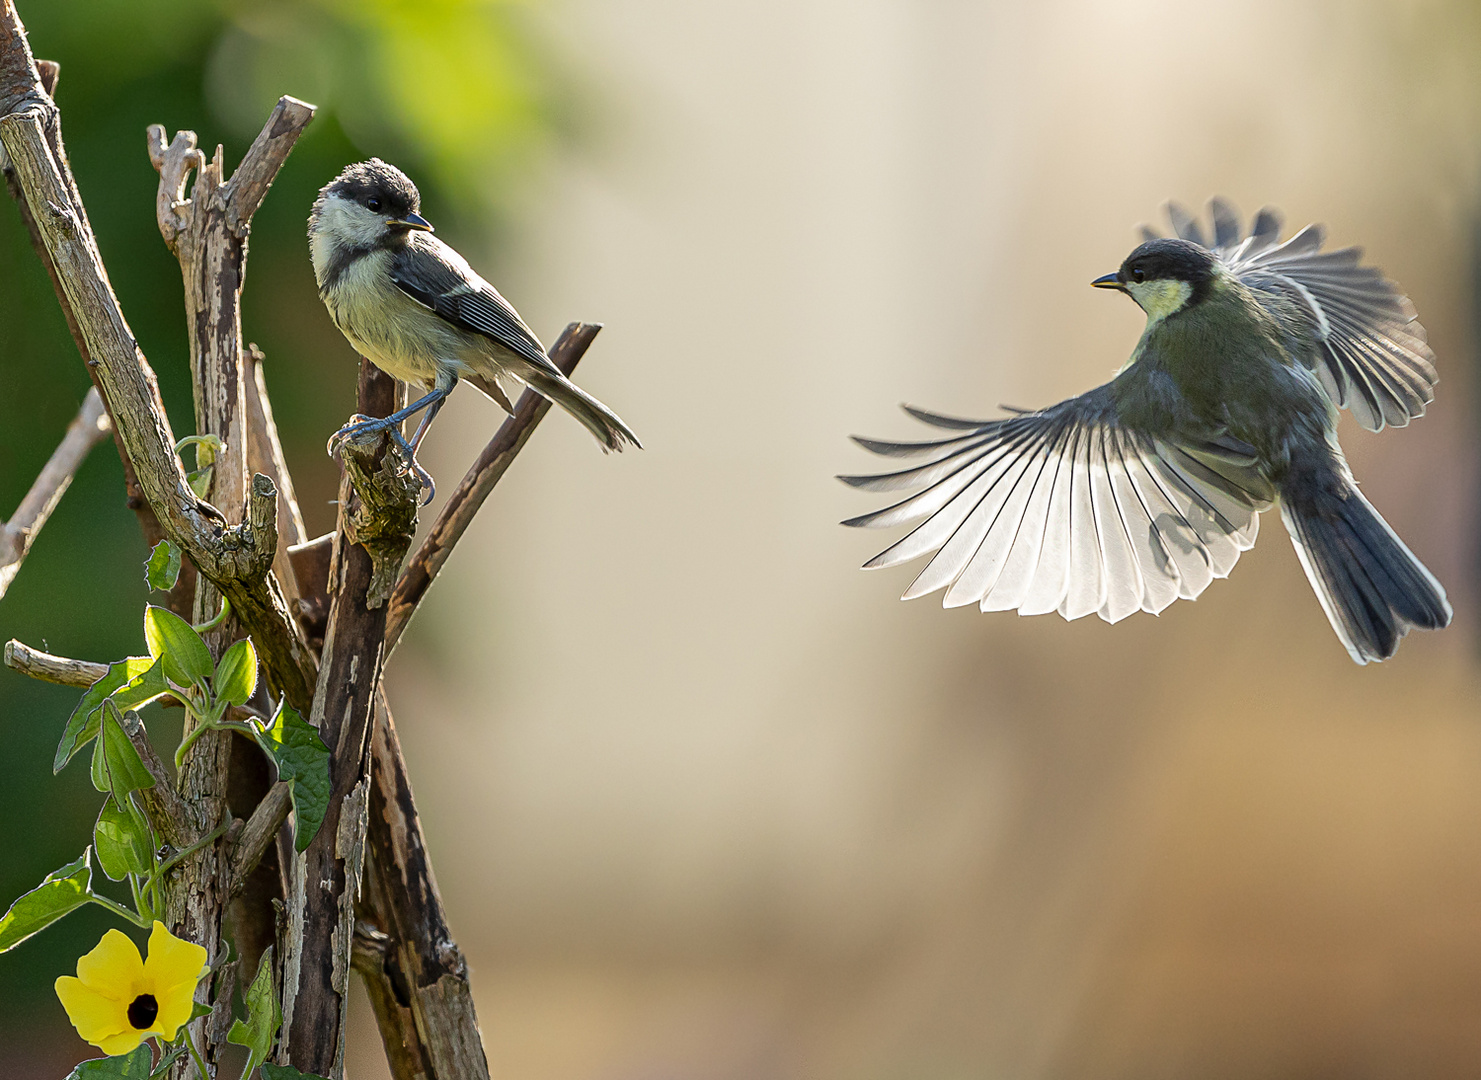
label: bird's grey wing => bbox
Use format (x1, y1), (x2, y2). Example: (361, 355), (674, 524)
(1208, 202), (1436, 431)
(388, 238), (557, 374)
(840, 386), (1267, 624)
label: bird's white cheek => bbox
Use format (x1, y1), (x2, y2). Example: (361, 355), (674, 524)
(1128, 279), (1192, 324)
(314, 196), (385, 250)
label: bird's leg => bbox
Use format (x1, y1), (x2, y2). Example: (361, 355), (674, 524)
(408, 390), (450, 453)
(328, 383), (452, 504)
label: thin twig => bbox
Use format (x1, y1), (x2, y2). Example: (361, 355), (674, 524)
(245, 345), (309, 612)
(227, 780), (291, 898)
(385, 322), (600, 651)
(0, 386), (111, 599)
(4, 637), (106, 686)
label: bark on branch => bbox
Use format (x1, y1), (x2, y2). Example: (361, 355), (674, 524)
(0, 93), (314, 712)
(281, 362), (418, 1079)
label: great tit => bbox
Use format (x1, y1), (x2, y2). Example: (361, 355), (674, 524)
(841, 199), (1451, 664)
(308, 159), (639, 498)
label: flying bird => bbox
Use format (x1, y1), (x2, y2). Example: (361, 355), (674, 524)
(309, 159), (639, 499)
(840, 200), (1451, 664)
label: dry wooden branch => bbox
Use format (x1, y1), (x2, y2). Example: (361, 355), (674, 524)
(144, 100), (312, 1072)
(246, 345), (310, 614)
(227, 780), (291, 898)
(365, 692), (491, 1080)
(0, 386), (110, 598)
(357, 864), (437, 1080)
(4, 637), (105, 686)
(116, 708), (197, 851)
(0, 103), (315, 713)
(144, 93), (313, 539)
(282, 362), (418, 1079)
(386, 322), (600, 651)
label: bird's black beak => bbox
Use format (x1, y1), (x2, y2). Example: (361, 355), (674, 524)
(387, 211), (435, 233)
(1091, 272), (1124, 291)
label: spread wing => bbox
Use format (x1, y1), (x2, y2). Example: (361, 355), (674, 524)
(389, 235), (556, 375)
(1154, 199), (1437, 432)
(841, 388), (1271, 624)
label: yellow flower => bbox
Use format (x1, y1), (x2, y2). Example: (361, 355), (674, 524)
(55, 922), (208, 1055)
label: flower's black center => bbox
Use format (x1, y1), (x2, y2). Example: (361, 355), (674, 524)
(127, 993), (159, 1029)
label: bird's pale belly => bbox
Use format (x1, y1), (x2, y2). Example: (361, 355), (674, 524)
(323, 258), (485, 390)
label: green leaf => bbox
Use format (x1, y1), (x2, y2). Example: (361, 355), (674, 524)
(227, 945), (281, 1077)
(261, 1066), (328, 1080)
(93, 798), (153, 881)
(260, 704), (330, 852)
(215, 638), (258, 707)
(113, 658), (171, 712)
(0, 849), (92, 953)
(55, 656), (160, 773)
(144, 605), (214, 687)
(190, 999), (214, 1020)
(147, 1043), (186, 1079)
(143, 539), (182, 593)
(66, 1044), (153, 1080)
(90, 704), (157, 800)
(186, 464), (213, 500)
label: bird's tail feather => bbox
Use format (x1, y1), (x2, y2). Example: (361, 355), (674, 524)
(514, 361), (641, 452)
(1281, 483), (1450, 664)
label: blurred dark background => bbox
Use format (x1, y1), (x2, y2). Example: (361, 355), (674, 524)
(5, 1), (1481, 1078)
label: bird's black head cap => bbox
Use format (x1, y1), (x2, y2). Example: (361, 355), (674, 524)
(314, 158), (421, 221)
(1118, 237), (1218, 307)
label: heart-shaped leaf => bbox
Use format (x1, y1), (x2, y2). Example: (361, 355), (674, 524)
(0, 849), (92, 953)
(66, 1044), (153, 1079)
(260, 704), (330, 852)
(93, 798), (153, 881)
(227, 945), (282, 1076)
(143, 540), (182, 593)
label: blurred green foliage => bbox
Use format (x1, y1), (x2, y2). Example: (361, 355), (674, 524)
(0, 0), (565, 1063)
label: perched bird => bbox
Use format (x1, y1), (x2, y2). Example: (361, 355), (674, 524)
(308, 159), (639, 498)
(841, 200), (1451, 664)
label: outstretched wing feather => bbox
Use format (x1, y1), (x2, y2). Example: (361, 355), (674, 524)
(844, 391), (1266, 623)
(1214, 203), (1437, 431)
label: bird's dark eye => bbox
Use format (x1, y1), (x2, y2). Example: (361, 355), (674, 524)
(366, 197), (382, 212)
(1131, 267), (1145, 283)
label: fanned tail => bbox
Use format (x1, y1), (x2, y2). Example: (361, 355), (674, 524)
(1281, 482), (1451, 664)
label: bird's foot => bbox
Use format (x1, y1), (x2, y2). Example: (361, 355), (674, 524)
(326, 413), (398, 456)
(327, 414), (437, 505)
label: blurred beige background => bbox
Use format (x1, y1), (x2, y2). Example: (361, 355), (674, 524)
(352, 1), (1481, 1077)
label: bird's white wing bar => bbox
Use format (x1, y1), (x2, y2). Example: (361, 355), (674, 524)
(1165, 200), (1437, 433)
(841, 395), (1265, 624)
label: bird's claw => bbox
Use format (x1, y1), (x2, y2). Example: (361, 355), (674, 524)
(326, 413), (391, 456)
(327, 414), (437, 506)
(403, 451), (436, 505)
